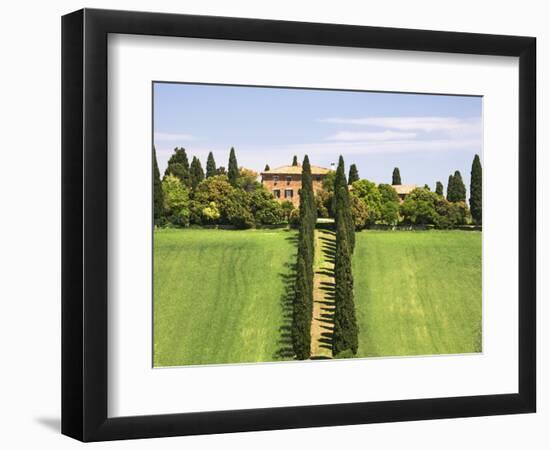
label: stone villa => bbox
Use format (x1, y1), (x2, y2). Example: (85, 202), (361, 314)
(392, 184), (418, 202)
(261, 164), (332, 208)
(261, 163), (417, 207)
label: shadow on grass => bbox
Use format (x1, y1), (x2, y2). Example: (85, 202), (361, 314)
(313, 228), (337, 356)
(273, 233), (298, 360)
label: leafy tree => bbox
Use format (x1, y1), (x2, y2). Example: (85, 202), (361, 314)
(400, 188), (440, 225)
(469, 154), (482, 224)
(316, 189), (334, 218)
(153, 146), (164, 224)
(392, 167), (402, 185)
(236, 168), (261, 192)
(249, 188), (284, 225)
(217, 166), (226, 175)
(348, 164), (359, 184)
(322, 171), (336, 193)
(315, 193), (330, 218)
(225, 189), (254, 229)
(165, 147), (190, 186)
(292, 155), (298, 166)
(435, 199), (470, 228)
(206, 152), (217, 178)
(227, 147), (239, 186)
(280, 200), (294, 221)
(264, 164), (270, 171)
(350, 179), (382, 225)
(189, 156), (205, 189)
(377, 184), (400, 226)
(191, 175), (233, 224)
(435, 181), (444, 196)
(162, 174), (190, 226)
(424, 184), (431, 190)
(378, 183), (399, 204)
(288, 208), (300, 228)
(379, 201), (400, 226)
(201, 202), (221, 222)
(350, 195), (369, 230)
(163, 163), (187, 184)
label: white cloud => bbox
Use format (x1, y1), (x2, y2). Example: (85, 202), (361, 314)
(326, 130), (417, 142)
(321, 116), (481, 134)
(278, 138), (482, 156)
(154, 132), (198, 141)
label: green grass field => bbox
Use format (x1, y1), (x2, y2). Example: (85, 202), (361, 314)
(352, 231), (482, 358)
(153, 228), (296, 367)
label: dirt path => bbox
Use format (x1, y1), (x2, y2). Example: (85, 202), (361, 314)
(310, 229), (336, 359)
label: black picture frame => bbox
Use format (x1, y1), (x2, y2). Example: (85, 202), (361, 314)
(62, 8), (536, 442)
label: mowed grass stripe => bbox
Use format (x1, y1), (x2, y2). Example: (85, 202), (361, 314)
(154, 228), (296, 367)
(353, 231), (482, 357)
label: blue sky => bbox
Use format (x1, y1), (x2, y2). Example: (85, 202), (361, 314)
(153, 82), (482, 191)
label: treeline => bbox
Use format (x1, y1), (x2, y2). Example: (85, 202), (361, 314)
(316, 154), (482, 229)
(153, 147), (295, 229)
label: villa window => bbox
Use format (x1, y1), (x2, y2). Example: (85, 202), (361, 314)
(284, 189), (293, 199)
(286, 176), (292, 184)
(273, 175), (279, 185)
(316, 176), (321, 182)
(273, 189), (281, 198)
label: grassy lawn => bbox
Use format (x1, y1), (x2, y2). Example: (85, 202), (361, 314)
(153, 228), (296, 367)
(353, 231), (482, 358)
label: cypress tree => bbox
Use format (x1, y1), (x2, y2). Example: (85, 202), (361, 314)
(348, 164), (359, 185)
(264, 164), (270, 171)
(446, 174), (455, 201)
(470, 154), (482, 224)
(292, 155), (316, 359)
(165, 147), (190, 186)
(454, 170), (466, 202)
(189, 156), (205, 189)
(228, 147), (239, 186)
(435, 181), (444, 196)
(392, 167), (402, 185)
(292, 251), (310, 359)
(153, 146), (164, 223)
(206, 152), (217, 178)
(448, 170), (466, 202)
(292, 155), (298, 166)
(333, 185), (358, 355)
(334, 156), (355, 253)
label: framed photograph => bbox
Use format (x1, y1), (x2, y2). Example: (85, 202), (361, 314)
(62, 8), (536, 442)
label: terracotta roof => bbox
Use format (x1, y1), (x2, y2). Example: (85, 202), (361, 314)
(392, 184), (417, 195)
(261, 164), (331, 175)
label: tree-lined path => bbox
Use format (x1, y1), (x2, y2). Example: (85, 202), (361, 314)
(310, 228), (336, 359)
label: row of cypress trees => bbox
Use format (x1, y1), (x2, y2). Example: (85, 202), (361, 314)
(443, 155), (482, 224)
(390, 154), (482, 225)
(161, 146), (240, 188)
(291, 155), (359, 358)
(332, 156), (358, 355)
(153, 146), (242, 224)
(292, 156), (316, 359)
